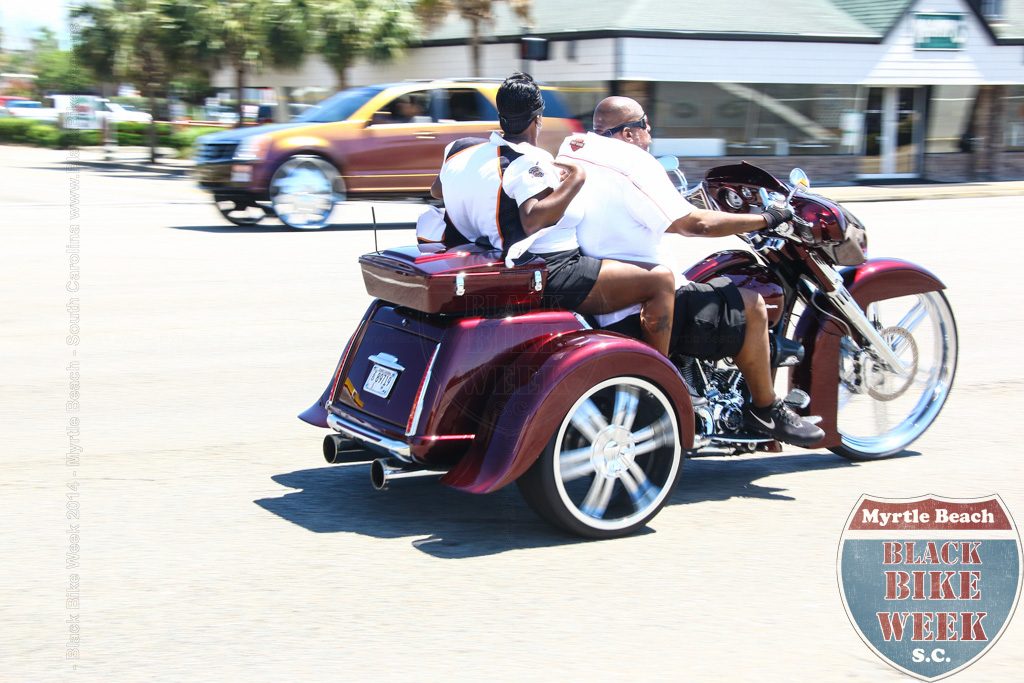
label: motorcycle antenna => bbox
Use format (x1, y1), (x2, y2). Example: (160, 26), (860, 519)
(371, 205), (379, 253)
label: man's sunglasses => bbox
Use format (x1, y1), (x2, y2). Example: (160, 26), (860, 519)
(600, 114), (649, 137)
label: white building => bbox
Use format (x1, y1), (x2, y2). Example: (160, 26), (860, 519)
(215, 0), (1024, 181)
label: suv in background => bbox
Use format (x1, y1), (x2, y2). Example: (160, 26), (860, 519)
(192, 79), (583, 229)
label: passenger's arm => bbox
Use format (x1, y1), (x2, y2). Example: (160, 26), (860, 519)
(430, 175), (443, 200)
(668, 209), (772, 238)
(517, 160), (585, 235)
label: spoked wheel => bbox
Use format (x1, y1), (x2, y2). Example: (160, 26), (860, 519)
(517, 377), (682, 539)
(831, 291), (957, 460)
(215, 199), (268, 226)
(269, 155), (342, 230)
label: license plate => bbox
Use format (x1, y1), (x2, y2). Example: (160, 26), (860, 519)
(363, 364), (399, 398)
(230, 166), (252, 183)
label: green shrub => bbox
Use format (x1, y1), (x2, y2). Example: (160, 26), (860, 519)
(112, 121), (172, 138)
(0, 118), (221, 152)
(168, 126), (223, 152)
(58, 129), (101, 148)
(26, 124), (61, 147)
(0, 118), (39, 143)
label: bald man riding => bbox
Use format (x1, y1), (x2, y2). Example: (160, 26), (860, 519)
(556, 96), (824, 448)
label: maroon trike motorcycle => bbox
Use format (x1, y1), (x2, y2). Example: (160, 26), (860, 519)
(300, 162), (957, 538)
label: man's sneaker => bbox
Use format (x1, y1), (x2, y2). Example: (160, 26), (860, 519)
(743, 399), (825, 447)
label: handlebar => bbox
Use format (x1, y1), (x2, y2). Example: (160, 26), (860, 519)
(757, 186), (814, 244)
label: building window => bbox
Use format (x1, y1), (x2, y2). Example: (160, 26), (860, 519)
(1004, 85), (1024, 150)
(981, 0), (1003, 19)
(926, 85), (978, 153)
(651, 82), (860, 156)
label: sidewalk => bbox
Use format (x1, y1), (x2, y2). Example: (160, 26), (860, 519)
(69, 145), (1024, 202)
(73, 146), (194, 176)
(816, 181), (1024, 203)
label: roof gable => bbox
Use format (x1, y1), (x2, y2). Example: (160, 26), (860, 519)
(831, 0), (916, 34)
(419, 0), (1022, 44)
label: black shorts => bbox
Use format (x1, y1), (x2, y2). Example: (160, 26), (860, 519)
(603, 277), (746, 361)
(534, 248), (602, 310)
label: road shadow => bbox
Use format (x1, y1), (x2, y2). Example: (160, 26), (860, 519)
(255, 449), (921, 558)
(169, 221), (415, 234)
(254, 463), (588, 559)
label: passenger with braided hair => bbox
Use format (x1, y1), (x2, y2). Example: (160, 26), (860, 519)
(429, 72), (676, 356)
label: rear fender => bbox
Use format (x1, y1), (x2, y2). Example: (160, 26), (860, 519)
(791, 258), (946, 447)
(297, 301), (379, 428)
(441, 330), (695, 494)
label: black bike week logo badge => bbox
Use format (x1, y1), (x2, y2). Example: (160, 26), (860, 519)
(838, 495), (1022, 681)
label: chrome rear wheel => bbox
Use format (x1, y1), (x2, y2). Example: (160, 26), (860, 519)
(831, 291), (957, 460)
(517, 377), (682, 538)
(269, 155), (341, 230)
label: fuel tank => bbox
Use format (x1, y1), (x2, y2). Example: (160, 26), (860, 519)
(684, 250), (785, 326)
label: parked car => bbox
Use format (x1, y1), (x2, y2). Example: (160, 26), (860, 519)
(5, 100), (58, 122)
(251, 102), (316, 125)
(204, 105), (240, 126)
(192, 79), (584, 228)
(97, 99), (152, 124)
(0, 95), (30, 114)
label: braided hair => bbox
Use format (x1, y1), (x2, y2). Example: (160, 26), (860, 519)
(496, 72), (545, 136)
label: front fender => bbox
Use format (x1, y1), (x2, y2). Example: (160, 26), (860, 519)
(792, 258), (946, 447)
(441, 330), (695, 494)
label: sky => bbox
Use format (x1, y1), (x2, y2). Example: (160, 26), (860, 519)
(0, 0), (70, 51)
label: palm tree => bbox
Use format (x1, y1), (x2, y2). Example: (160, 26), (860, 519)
(73, 0), (200, 161)
(201, 0), (310, 125)
(416, 0), (532, 78)
(313, 1), (418, 91)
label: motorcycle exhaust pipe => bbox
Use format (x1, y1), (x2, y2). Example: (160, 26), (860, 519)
(322, 434), (372, 464)
(370, 457), (443, 491)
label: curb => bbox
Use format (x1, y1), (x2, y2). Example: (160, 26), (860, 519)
(816, 186), (1024, 203)
(73, 159), (192, 177)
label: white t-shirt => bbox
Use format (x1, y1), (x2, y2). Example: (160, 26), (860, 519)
(438, 131), (580, 253)
(556, 132), (696, 325)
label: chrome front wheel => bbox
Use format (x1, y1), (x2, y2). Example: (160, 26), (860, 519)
(831, 290), (957, 460)
(517, 377), (682, 538)
(269, 155), (342, 230)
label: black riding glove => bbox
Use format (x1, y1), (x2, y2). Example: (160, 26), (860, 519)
(761, 206), (794, 229)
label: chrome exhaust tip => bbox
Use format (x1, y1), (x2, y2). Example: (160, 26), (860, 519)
(370, 457), (443, 491)
(323, 434), (371, 464)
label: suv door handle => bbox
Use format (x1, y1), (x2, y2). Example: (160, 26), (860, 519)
(415, 132), (436, 140)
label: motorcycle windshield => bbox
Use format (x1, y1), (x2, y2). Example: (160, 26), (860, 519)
(705, 162), (787, 193)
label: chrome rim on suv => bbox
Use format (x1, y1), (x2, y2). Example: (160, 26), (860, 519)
(269, 155), (342, 230)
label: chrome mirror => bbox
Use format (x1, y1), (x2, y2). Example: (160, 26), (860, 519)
(657, 155), (680, 172)
(658, 156), (687, 193)
(789, 168), (810, 189)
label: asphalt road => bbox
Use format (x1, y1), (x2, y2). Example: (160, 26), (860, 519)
(2, 145), (1022, 682)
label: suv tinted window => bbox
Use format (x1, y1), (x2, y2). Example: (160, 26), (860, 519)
(296, 86), (386, 123)
(540, 89), (572, 119)
(442, 89), (498, 122)
(370, 90), (432, 124)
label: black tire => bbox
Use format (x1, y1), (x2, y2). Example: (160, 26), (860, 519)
(516, 377), (683, 539)
(215, 199), (267, 226)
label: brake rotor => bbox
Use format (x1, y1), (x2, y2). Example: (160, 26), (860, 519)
(865, 326), (918, 401)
